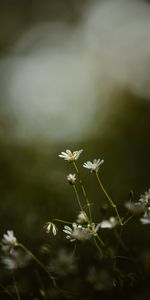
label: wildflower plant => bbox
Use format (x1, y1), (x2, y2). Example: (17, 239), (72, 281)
(1, 147), (150, 299)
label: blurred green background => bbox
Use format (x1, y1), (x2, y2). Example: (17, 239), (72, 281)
(0, 1), (150, 298)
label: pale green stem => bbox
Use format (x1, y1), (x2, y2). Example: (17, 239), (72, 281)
(95, 233), (105, 247)
(16, 243), (56, 287)
(95, 172), (122, 225)
(73, 162), (92, 222)
(93, 237), (103, 256)
(12, 273), (21, 300)
(52, 218), (72, 225)
(123, 214), (134, 225)
(73, 185), (84, 212)
(0, 284), (17, 300)
(113, 228), (128, 252)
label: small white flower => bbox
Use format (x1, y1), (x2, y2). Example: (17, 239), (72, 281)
(99, 217), (117, 229)
(89, 223), (101, 236)
(76, 211), (89, 224)
(83, 159), (104, 173)
(125, 201), (144, 215)
(2, 230), (17, 253)
(139, 189), (150, 205)
(59, 149), (83, 162)
(140, 212), (150, 225)
(49, 248), (77, 276)
(44, 222), (57, 236)
(67, 174), (76, 185)
(2, 249), (30, 270)
(63, 223), (92, 242)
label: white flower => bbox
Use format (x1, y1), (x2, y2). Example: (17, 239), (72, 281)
(49, 248), (77, 276)
(83, 159), (104, 172)
(76, 211), (89, 224)
(125, 201), (144, 215)
(63, 223), (92, 242)
(2, 249), (30, 270)
(59, 149), (83, 162)
(89, 223), (101, 236)
(67, 174), (76, 185)
(139, 189), (150, 205)
(140, 212), (150, 225)
(99, 217), (118, 229)
(44, 222), (57, 236)
(1, 230), (17, 253)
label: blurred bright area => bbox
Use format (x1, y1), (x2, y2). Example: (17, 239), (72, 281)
(0, 0), (150, 245)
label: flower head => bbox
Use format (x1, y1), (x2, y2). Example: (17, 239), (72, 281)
(59, 149), (83, 162)
(67, 174), (76, 185)
(83, 159), (104, 173)
(1, 230), (17, 254)
(49, 248), (77, 277)
(140, 212), (150, 225)
(44, 222), (57, 236)
(99, 217), (118, 229)
(139, 189), (150, 205)
(76, 211), (89, 224)
(1, 249), (31, 270)
(63, 223), (92, 242)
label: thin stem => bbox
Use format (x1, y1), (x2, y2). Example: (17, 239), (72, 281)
(73, 162), (92, 222)
(73, 185), (84, 212)
(93, 237), (103, 256)
(16, 243), (56, 287)
(96, 172), (122, 225)
(113, 228), (128, 252)
(0, 284), (17, 300)
(123, 215), (134, 225)
(12, 273), (21, 300)
(52, 219), (72, 225)
(95, 234), (105, 247)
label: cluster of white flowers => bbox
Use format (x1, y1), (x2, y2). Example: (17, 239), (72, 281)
(125, 189), (150, 225)
(59, 149), (104, 173)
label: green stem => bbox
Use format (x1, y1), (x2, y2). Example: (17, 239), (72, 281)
(113, 228), (128, 252)
(95, 234), (105, 247)
(73, 162), (92, 222)
(52, 219), (72, 225)
(93, 237), (103, 256)
(12, 273), (21, 300)
(96, 172), (122, 225)
(123, 215), (134, 225)
(73, 185), (84, 212)
(16, 243), (56, 287)
(0, 284), (17, 300)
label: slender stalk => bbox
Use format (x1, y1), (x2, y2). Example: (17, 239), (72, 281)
(52, 219), (72, 225)
(0, 284), (17, 300)
(73, 162), (92, 222)
(113, 228), (128, 252)
(93, 237), (103, 256)
(123, 215), (134, 225)
(73, 185), (84, 212)
(95, 172), (122, 225)
(12, 273), (21, 300)
(16, 243), (56, 287)
(95, 233), (105, 247)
